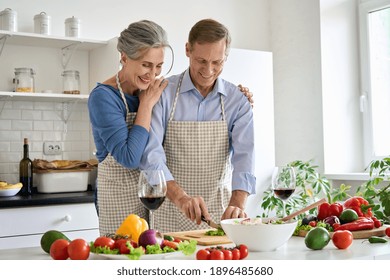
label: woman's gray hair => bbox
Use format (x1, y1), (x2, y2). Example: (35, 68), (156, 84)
(117, 20), (170, 60)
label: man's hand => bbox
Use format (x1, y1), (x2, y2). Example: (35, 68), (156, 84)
(167, 181), (210, 225)
(221, 190), (249, 220)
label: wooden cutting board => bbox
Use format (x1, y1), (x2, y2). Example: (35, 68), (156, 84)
(298, 225), (389, 239)
(165, 229), (232, 246)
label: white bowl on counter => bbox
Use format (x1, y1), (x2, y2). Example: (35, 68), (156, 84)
(221, 217), (298, 252)
(0, 187), (22, 197)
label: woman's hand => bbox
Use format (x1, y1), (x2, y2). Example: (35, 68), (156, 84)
(238, 84), (254, 108)
(139, 76), (168, 109)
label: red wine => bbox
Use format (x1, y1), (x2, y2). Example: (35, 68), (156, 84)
(140, 196), (165, 210)
(273, 188), (295, 200)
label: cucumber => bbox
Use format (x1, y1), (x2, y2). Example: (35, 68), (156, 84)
(40, 230), (70, 254)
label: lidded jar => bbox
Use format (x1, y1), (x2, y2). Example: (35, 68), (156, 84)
(0, 8), (17, 32)
(65, 16), (81, 37)
(14, 68), (35, 93)
(34, 12), (51, 35)
(62, 70), (80, 94)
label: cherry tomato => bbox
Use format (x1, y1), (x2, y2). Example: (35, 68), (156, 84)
(238, 244), (249, 259)
(210, 250), (224, 260)
(332, 230), (353, 249)
(115, 238), (137, 250)
(67, 239), (90, 260)
(196, 249), (211, 260)
(385, 227), (390, 238)
(50, 239), (70, 260)
(221, 249), (233, 260)
(94, 236), (115, 250)
(309, 221), (317, 227)
(231, 248), (241, 260)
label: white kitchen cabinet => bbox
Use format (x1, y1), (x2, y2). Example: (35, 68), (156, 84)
(0, 203), (99, 249)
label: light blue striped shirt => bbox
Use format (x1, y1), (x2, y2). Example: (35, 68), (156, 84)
(140, 69), (256, 194)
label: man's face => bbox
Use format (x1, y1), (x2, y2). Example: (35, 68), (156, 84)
(186, 40), (226, 95)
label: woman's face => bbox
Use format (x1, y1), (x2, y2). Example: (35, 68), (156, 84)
(121, 47), (165, 92)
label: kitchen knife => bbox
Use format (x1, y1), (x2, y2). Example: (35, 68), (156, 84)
(201, 215), (221, 229)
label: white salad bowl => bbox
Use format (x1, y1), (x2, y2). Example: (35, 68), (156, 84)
(221, 217), (298, 252)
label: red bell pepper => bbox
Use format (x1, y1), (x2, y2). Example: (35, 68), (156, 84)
(329, 202), (343, 217)
(317, 202), (344, 220)
(317, 202), (330, 220)
(343, 196), (374, 218)
(334, 217), (375, 231)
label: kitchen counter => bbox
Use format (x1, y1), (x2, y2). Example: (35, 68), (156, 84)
(1, 236), (389, 260)
(0, 190), (95, 208)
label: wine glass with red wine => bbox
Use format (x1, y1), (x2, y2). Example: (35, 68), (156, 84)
(271, 166), (296, 217)
(138, 170), (167, 229)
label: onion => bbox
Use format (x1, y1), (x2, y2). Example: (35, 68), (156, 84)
(323, 216), (340, 226)
(138, 229), (163, 248)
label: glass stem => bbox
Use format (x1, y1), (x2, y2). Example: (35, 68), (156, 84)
(282, 201), (287, 217)
(149, 210), (154, 229)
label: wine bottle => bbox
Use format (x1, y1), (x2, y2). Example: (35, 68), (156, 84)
(19, 138), (33, 196)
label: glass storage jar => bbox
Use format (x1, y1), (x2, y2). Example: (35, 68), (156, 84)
(62, 70), (80, 94)
(14, 68), (35, 93)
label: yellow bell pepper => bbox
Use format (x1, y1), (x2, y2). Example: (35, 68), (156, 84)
(116, 214), (149, 243)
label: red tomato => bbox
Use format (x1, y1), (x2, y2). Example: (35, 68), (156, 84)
(332, 230), (353, 249)
(119, 242), (130, 254)
(196, 249), (211, 260)
(221, 249), (233, 260)
(237, 244), (248, 259)
(50, 239), (70, 260)
(385, 227), (390, 238)
(94, 236), (115, 250)
(309, 221), (317, 227)
(210, 250), (224, 260)
(67, 239), (90, 260)
(115, 238), (137, 250)
(231, 248), (241, 260)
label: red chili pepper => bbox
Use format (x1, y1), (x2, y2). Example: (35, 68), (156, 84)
(317, 202), (330, 220)
(329, 202), (343, 217)
(343, 196), (374, 217)
(334, 217), (374, 231)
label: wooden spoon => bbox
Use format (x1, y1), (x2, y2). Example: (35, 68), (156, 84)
(279, 198), (327, 222)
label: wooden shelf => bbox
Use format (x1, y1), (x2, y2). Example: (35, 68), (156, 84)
(0, 91), (88, 103)
(0, 30), (107, 50)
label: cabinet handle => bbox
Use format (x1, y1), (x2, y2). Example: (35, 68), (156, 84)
(64, 215), (72, 222)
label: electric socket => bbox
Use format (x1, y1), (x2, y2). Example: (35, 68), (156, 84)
(43, 141), (62, 155)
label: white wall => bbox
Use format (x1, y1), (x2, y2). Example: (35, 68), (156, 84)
(320, 0), (364, 173)
(270, 0), (325, 170)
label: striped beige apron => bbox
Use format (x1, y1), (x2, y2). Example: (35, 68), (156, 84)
(97, 77), (146, 236)
(154, 72), (232, 233)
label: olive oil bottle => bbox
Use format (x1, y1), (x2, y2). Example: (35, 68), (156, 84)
(19, 138), (33, 196)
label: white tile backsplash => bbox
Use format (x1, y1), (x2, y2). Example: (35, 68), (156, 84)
(0, 100), (92, 183)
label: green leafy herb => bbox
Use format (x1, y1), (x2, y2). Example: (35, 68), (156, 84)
(205, 228), (225, 236)
(177, 240), (197, 256)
